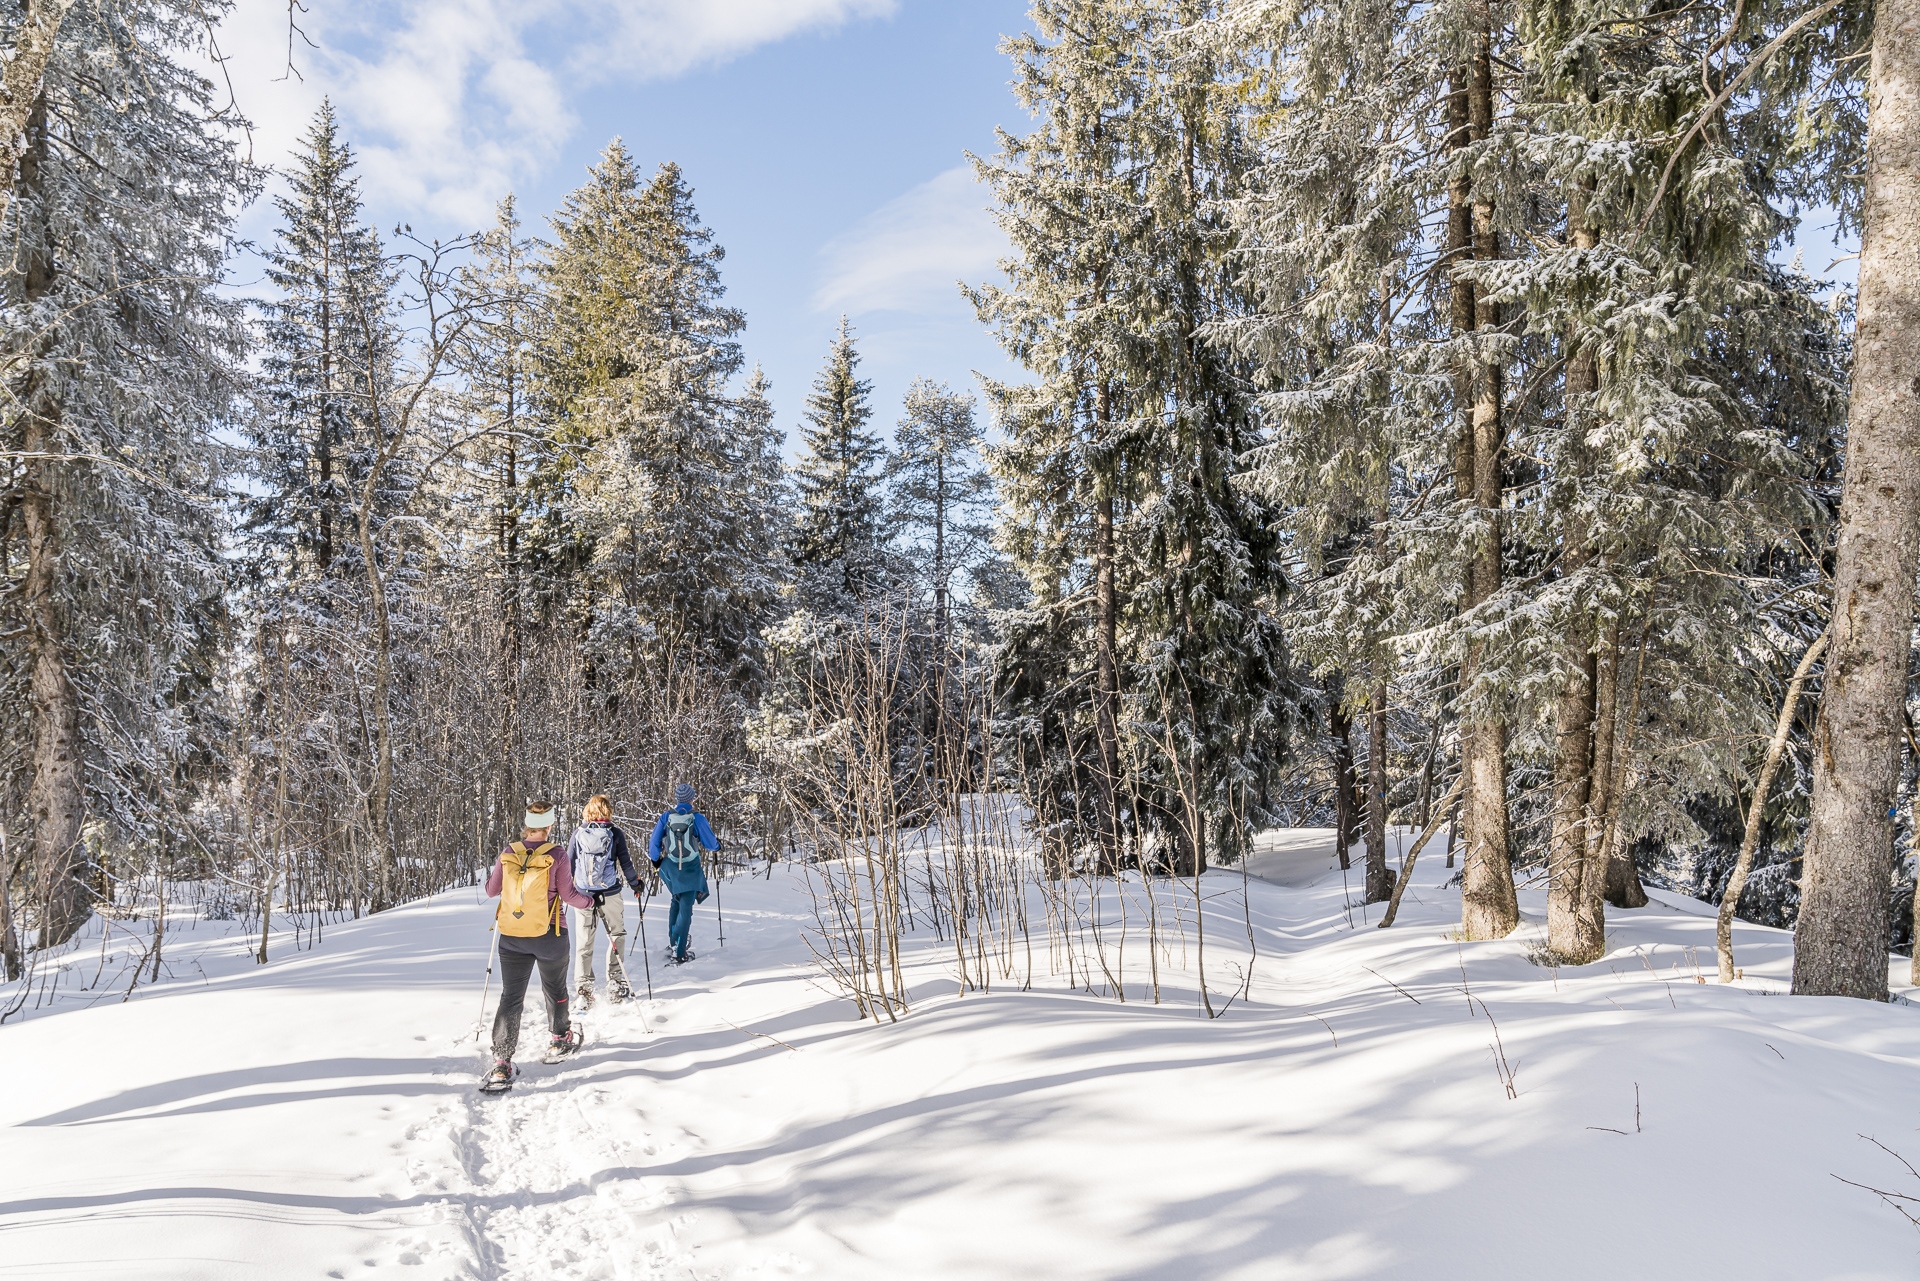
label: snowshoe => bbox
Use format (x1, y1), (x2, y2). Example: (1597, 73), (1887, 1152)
(543, 1026), (585, 1065)
(609, 982), (632, 1005)
(575, 984), (595, 1012)
(669, 949), (695, 966)
(478, 1060), (519, 1094)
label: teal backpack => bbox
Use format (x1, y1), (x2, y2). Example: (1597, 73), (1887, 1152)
(663, 811), (703, 870)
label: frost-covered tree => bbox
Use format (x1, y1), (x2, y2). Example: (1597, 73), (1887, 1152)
(1209, 0), (1847, 953)
(536, 146), (778, 680)
(0, 0), (255, 946)
(243, 102), (399, 583)
(887, 379), (993, 638)
(791, 317), (887, 613)
(974, 0), (1294, 876)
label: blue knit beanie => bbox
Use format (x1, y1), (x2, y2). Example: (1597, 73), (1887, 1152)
(674, 783), (695, 806)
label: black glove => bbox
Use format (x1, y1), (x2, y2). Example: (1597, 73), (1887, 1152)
(591, 891), (605, 908)
(695, 890), (710, 905)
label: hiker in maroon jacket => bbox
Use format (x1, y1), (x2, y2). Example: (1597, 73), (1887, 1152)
(481, 800), (594, 1092)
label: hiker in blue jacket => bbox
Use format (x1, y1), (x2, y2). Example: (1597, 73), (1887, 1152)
(649, 783), (717, 964)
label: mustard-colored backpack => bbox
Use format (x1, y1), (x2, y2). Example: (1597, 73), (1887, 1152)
(497, 841), (559, 937)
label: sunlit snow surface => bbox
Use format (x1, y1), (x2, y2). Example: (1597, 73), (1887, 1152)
(4, 830), (1917, 1279)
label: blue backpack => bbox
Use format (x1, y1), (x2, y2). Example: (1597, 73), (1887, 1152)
(662, 812), (703, 870)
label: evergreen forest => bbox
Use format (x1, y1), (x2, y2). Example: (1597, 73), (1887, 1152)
(3, 0), (1918, 1011)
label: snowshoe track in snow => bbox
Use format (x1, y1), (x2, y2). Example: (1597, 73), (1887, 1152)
(407, 1002), (704, 1280)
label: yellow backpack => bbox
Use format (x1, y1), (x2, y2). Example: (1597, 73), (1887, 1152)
(497, 841), (560, 937)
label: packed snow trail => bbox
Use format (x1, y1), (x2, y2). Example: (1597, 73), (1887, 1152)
(5, 834), (1920, 1279)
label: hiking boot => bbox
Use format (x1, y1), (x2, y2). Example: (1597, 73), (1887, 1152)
(609, 982), (632, 1004)
(480, 1060), (517, 1093)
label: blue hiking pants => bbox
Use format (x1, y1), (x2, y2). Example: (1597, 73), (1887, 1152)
(668, 891), (698, 958)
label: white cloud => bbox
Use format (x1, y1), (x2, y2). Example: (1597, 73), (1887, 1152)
(212, 0), (898, 228)
(813, 165), (1008, 316)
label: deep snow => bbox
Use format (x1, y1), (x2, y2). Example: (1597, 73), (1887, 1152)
(4, 830), (1919, 1280)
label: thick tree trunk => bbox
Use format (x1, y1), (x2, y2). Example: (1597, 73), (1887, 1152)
(1547, 645), (1595, 953)
(1460, 15), (1519, 939)
(23, 434), (84, 947)
(1548, 189), (1601, 961)
(0, 0), (76, 230)
(1794, 0), (1920, 1000)
(18, 93), (87, 948)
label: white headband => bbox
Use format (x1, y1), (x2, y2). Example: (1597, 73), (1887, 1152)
(524, 806), (556, 829)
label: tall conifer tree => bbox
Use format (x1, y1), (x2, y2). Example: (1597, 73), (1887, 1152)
(791, 317), (887, 612)
(2, 0), (254, 944)
(244, 102), (398, 584)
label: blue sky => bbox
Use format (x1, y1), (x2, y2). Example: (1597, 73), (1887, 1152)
(220, 0), (1035, 453)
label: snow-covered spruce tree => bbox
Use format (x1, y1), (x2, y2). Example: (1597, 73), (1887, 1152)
(887, 379), (993, 640)
(243, 101), (400, 585)
(1201, 0), (1462, 905)
(971, 0), (1168, 873)
(885, 379), (995, 792)
(535, 147), (778, 684)
(790, 316), (888, 615)
(975, 0), (1294, 877)
(1, 0), (255, 947)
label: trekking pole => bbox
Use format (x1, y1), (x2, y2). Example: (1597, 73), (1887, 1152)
(636, 878), (654, 1003)
(715, 844), (725, 948)
(475, 926), (499, 1046)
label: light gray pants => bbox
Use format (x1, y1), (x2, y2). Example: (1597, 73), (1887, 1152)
(571, 895), (629, 989)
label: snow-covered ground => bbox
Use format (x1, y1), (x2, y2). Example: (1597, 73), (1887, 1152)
(5, 831), (1919, 1280)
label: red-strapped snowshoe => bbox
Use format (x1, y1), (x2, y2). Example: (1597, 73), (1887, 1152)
(542, 1025), (586, 1065)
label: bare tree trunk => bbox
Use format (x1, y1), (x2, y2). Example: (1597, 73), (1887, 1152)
(1795, 0), (1920, 1001)
(355, 466), (398, 907)
(498, 432), (520, 840)
(0, 828), (22, 980)
(0, 0), (76, 230)
(18, 94), (86, 948)
(1364, 279), (1393, 905)
(1547, 180), (1600, 961)
(1093, 382), (1122, 874)
(1460, 13), (1518, 939)
(1721, 630), (1829, 981)
(1445, 66), (1472, 886)
(1365, 680), (1391, 902)
(1330, 690), (1357, 869)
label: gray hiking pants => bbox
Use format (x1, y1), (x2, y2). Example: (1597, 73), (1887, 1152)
(571, 894), (629, 989)
(492, 930), (570, 1061)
